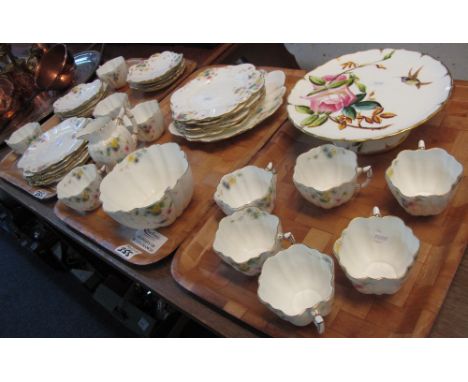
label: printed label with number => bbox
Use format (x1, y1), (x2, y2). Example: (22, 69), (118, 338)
(114, 244), (142, 259)
(131, 229), (168, 254)
(33, 190), (48, 199)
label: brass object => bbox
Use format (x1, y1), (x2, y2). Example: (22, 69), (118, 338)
(35, 44), (75, 91)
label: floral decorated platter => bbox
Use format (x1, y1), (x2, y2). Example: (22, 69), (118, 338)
(17, 117), (89, 174)
(287, 49), (452, 154)
(53, 79), (104, 114)
(170, 64), (265, 122)
(127, 51), (183, 84)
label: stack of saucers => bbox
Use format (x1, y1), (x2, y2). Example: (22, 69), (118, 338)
(17, 117), (90, 187)
(169, 64), (286, 142)
(53, 79), (109, 118)
(127, 51), (185, 92)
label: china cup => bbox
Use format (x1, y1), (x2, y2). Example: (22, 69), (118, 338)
(293, 144), (372, 209)
(93, 92), (130, 119)
(5, 122), (43, 155)
(96, 56), (128, 89)
(213, 207), (295, 276)
(57, 164), (102, 212)
(258, 243), (334, 334)
(214, 162), (276, 215)
(126, 100), (165, 142)
(385, 140), (463, 216)
(333, 207), (420, 294)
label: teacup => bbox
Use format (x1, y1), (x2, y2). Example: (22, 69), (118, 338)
(125, 100), (165, 142)
(333, 206), (420, 295)
(5, 122), (42, 155)
(293, 144), (372, 209)
(214, 162), (276, 215)
(93, 92), (130, 119)
(258, 243), (334, 334)
(213, 207), (295, 276)
(96, 56), (128, 89)
(385, 140), (463, 216)
(57, 164), (102, 212)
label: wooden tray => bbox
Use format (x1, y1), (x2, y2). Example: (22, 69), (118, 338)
(0, 115), (63, 200)
(171, 80), (468, 337)
(54, 66), (306, 266)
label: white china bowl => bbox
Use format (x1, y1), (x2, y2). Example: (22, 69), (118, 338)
(385, 140), (463, 216)
(57, 164), (102, 212)
(333, 207), (419, 294)
(214, 163), (276, 215)
(127, 100), (164, 142)
(258, 244), (334, 334)
(93, 92), (129, 119)
(294, 144), (372, 209)
(5, 122), (42, 155)
(100, 142), (193, 229)
(96, 56), (128, 89)
(213, 207), (294, 276)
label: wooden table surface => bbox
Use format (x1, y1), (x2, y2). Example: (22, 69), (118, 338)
(0, 44), (466, 337)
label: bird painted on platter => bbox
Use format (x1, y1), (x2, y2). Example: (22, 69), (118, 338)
(401, 66), (432, 89)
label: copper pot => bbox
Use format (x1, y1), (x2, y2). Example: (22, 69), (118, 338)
(35, 43), (75, 91)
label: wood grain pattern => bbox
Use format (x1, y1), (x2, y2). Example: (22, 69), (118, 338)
(0, 115), (63, 199)
(54, 66), (306, 265)
(171, 80), (468, 338)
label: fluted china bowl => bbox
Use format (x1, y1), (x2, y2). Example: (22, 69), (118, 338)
(213, 207), (294, 276)
(128, 100), (164, 142)
(93, 92), (129, 119)
(385, 140), (463, 216)
(5, 122), (42, 155)
(258, 244), (334, 334)
(100, 143), (193, 229)
(214, 163), (276, 215)
(57, 164), (102, 212)
(96, 56), (128, 89)
(294, 144), (372, 209)
(333, 207), (419, 294)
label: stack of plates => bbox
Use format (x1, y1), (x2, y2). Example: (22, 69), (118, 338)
(17, 117), (90, 187)
(169, 64), (286, 142)
(127, 51), (185, 92)
(53, 79), (109, 118)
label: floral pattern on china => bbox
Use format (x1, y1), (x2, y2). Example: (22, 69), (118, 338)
(127, 51), (183, 83)
(170, 64), (264, 122)
(53, 79), (104, 114)
(287, 49), (452, 143)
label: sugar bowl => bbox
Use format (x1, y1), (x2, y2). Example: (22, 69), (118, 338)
(334, 207), (420, 295)
(385, 140), (463, 216)
(214, 162), (276, 215)
(258, 243), (334, 334)
(293, 144), (372, 209)
(57, 164), (102, 212)
(213, 207), (295, 276)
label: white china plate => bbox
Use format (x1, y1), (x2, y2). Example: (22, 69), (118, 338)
(170, 64), (264, 122)
(287, 49), (452, 143)
(127, 51), (183, 84)
(53, 79), (104, 114)
(169, 70), (286, 142)
(18, 117), (89, 174)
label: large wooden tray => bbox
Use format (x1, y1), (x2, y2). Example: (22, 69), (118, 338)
(54, 66), (306, 266)
(0, 115), (63, 200)
(171, 80), (468, 337)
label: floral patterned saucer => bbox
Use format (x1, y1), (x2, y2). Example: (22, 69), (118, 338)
(287, 49), (452, 154)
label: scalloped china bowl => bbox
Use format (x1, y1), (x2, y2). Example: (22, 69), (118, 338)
(128, 100), (164, 142)
(293, 144), (372, 209)
(214, 163), (276, 215)
(93, 92), (129, 119)
(57, 164), (102, 212)
(333, 207), (419, 295)
(258, 244), (334, 334)
(213, 207), (294, 276)
(5, 122), (43, 155)
(385, 140), (463, 216)
(96, 56), (128, 89)
(100, 142), (193, 229)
